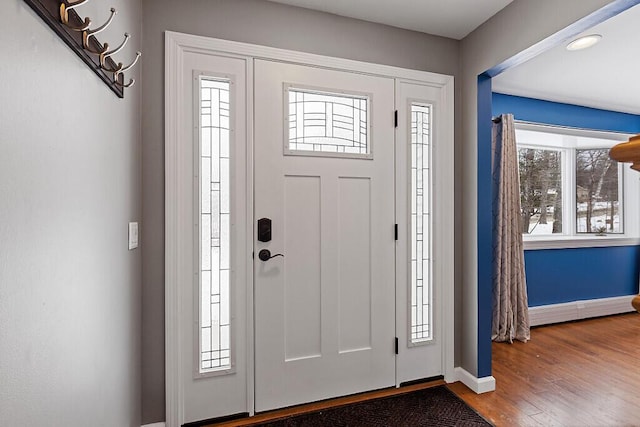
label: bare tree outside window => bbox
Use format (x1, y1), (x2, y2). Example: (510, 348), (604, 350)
(575, 149), (622, 234)
(516, 125), (629, 240)
(518, 148), (562, 235)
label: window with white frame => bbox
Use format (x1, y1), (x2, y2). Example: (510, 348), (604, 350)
(515, 123), (637, 244)
(286, 86), (371, 158)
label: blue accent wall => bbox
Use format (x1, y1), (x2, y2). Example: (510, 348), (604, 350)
(493, 93), (640, 133)
(493, 93), (640, 307)
(477, 75), (493, 377)
(525, 246), (640, 306)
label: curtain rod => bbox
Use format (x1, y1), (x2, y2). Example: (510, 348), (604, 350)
(513, 120), (632, 139)
(491, 117), (629, 139)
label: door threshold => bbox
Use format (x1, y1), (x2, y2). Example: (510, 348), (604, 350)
(209, 378), (446, 426)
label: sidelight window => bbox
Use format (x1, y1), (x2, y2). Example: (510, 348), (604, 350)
(199, 77), (231, 372)
(410, 104), (432, 344)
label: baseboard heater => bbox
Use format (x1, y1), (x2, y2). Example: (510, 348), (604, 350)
(528, 295), (636, 326)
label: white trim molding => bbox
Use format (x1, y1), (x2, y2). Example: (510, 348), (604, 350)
(164, 31), (453, 85)
(528, 295), (636, 326)
(524, 236), (640, 250)
(452, 367), (496, 394)
(142, 423), (166, 427)
(165, 30), (186, 427)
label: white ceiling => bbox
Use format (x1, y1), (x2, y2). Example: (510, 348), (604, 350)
(265, 0), (640, 116)
(266, 0), (514, 40)
(493, 4), (640, 115)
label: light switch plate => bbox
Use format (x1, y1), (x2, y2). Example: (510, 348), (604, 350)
(128, 222), (139, 250)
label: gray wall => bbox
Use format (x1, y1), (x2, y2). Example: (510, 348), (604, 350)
(3, 0), (615, 424)
(459, 0), (618, 375)
(0, 1), (142, 426)
(140, 0), (460, 423)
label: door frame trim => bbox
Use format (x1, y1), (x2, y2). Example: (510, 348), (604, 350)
(165, 30), (454, 427)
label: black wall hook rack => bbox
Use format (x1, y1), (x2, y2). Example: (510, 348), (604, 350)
(23, 0), (136, 98)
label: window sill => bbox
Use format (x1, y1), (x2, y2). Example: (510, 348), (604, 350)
(523, 236), (640, 250)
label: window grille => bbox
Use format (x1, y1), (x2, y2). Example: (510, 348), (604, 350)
(199, 77), (231, 372)
(410, 104), (432, 344)
(287, 88), (369, 156)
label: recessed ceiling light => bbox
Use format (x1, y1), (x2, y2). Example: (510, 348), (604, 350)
(566, 34), (602, 51)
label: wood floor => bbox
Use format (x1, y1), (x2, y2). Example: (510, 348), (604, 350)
(450, 312), (640, 426)
(213, 313), (640, 426)
(212, 380), (446, 426)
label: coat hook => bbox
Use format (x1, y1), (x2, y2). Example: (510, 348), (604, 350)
(113, 52), (141, 90)
(60, 0), (91, 31)
(115, 77), (135, 88)
(82, 8), (116, 54)
(100, 33), (130, 71)
(114, 51), (141, 76)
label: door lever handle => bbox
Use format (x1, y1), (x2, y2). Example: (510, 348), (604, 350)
(258, 249), (284, 262)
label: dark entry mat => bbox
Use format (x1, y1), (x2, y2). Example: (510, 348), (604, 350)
(252, 386), (493, 427)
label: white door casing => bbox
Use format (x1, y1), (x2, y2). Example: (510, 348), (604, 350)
(254, 59), (396, 412)
(165, 32), (455, 427)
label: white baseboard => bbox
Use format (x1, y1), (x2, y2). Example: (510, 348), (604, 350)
(141, 423), (165, 427)
(528, 295), (635, 327)
(452, 367), (495, 394)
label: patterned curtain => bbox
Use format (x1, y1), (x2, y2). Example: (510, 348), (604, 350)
(492, 114), (530, 343)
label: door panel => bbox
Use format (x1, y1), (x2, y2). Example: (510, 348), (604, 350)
(283, 175), (321, 361)
(254, 59), (396, 412)
(338, 177), (372, 353)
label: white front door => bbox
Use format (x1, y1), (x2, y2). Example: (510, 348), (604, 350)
(254, 59), (396, 412)
(167, 34), (454, 426)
